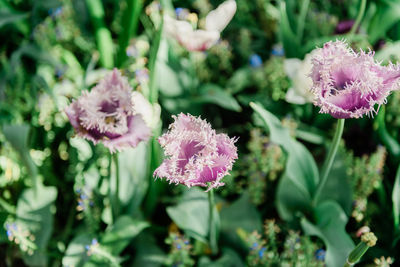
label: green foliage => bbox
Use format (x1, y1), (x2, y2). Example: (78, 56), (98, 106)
(2, 0), (400, 266)
(301, 201), (354, 267)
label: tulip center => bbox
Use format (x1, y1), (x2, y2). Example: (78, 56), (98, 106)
(177, 140), (205, 174)
(331, 68), (354, 93)
(100, 100), (120, 126)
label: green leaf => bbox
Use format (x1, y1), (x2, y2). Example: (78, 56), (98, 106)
(393, 164), (400, 230)
(301, 201), (354, 267)
(0, 11), (28, 29)
(101, 216), (149, 255)
(319, 151), (353, 216)
(155, 40), (188, 97)
(197, 84), (242, 112)
(368, 0), (400, 44)
(279, 1), (301, 58)
(227, 68), (252, 94)
(198, 248), (245, 267)
(220, 193), (262, 248)
(166, 188), (209, 242)
(131, 232), (166, 267)
(62, 233), (93, 267)
(250, 102), (319, 220)
(110, 143), (150, 216)
(2, 124), (38, 185)
(16, 185), (58, 266)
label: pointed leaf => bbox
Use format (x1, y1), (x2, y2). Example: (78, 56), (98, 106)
(301, 201), (354, 267)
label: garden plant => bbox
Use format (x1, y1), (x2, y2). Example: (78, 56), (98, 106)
(1, 0), (400, 266)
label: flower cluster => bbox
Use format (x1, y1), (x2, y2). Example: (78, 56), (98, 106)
(347, 146), (386, 222)
(154, 113), (237, 191)
(164, 0), (237, 51)
(238, 221), (324, 267)
(224, 129), (285, 205)
(65, 69), (152, 153)
(165, 232), (194, 267)
(85, 238), (99, 256)
(5, 222), (36, 255)
(310, 40), (400, 119)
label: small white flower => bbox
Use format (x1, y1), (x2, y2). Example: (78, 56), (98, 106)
(164, 0), (237, 51)
(284, 51), (316, 105)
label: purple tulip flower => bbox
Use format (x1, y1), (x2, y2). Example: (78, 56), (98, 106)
(154, 113), (238, 190)
(65, 69), (151, 152)
(310, 40), (400, 119)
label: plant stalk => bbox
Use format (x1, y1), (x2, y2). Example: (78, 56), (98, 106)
(112, 153), (120, 220)
(85, 0), (114, 68)
(116, 0), (143, 67)
(208, 188), (218, 254)
(313, 119), (345, 206)
(348, 0), (366, 38)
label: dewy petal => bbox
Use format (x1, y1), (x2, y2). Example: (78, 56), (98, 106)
(65, 69), (152, 152)
(154, 113), (237, 190)
(310, 40), (400, 118)
(205, 0), (237, 32)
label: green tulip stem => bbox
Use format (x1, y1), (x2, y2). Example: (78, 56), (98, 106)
(112, 153), (120, 220)
(208, 188), (218, 254)
(313, 119), (345, 206)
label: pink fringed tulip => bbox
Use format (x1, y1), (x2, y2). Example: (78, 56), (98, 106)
(154, 113), (238, 190)
(310, 40), (400, 119)
(163, 0), (237, 51)
(65, 69), (152, 153)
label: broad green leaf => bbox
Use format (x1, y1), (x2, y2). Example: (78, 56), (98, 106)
(220, 193), (262, 248)
(101, 216), (149, 255)
(110, 143), (150, 216)
(319, 151), (353, 215)
(62, 233), (93, 267)
(198, 248), (245, 267)
(393, 164), (400, 230)
(131, 232), (166, 267)
(166, 188), (209, 242)
(155, 40), (188, 97)
(368, 0), (400, 44)
(250, 102), (319, 220)
(2, 124), (38, 184)
(227, 68), (252, 94)
(197, 84), (241, 112)
(301, 201), (354, 267)
(16, 185), (58, 266)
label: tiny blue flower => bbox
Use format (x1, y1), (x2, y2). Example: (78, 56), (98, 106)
(49, 7), (63, 18)
(6, 230), (12, 238)
(249, 54), (263, 68)
(92, 239), (98, 245)
(175, 7), (184, 17)
(258, 247), (266, 258)
(315, 248), (326, 261)
(271, 45), (284, 56)
(176, 244), (182, 250)
(85, 245), (90, 251)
